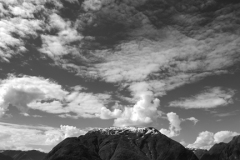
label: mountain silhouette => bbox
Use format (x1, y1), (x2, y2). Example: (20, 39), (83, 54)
(187, 148), (208, 159)
(1, 150), (46, 160)
(200, 135), (240, 160)
(44, 127), (198, 160)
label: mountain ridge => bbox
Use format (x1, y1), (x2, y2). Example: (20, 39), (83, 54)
(1, 150), (46, 160)
(200, 135), (240, 160)
(44, 126), (198, 160)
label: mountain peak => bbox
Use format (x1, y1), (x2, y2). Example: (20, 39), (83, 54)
(45, 126), (198, 160)
(87, 126), (160, 136)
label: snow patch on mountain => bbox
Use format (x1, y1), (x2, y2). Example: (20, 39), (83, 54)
(88, 127), (160, 135)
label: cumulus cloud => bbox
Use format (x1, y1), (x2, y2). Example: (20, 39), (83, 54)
(214, 131), (239, 143)
(160, 112), (182, 137)
(160, 112), (199, 137)
(0, 122), (86, 152)
(187, 131), (215, 149)
(100, 107), (122, 119)
(101, 92), (199, 129)
(101, 92), (160, 127)
(188, 130), (239, 149)
(60, 125), (86, 138)
(169, 87), (235, 109)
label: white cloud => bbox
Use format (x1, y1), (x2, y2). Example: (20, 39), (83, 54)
(169, 87), (235, 109)
(214, 131), (239, 143)
(0, 0), (239, 101)
(187, 131), (215, 149)
(188, 130), (239, 149)
(0, 1), (45, 62)
(0, 75), (112, 119)
(180, 140), (187, 146)
(40, 35), (68, 57)
(60, 125), (86, 138)
(103, 92), (161, 127)
(0, 76), (67, 114)
(186, 117), (199, 125)
(48, 13), (68, 31)
(100, 107), (122, 119)
(160, 112), (182, 137)
(0, 122), (86, 152)
(160, 113), (199, 137)
(88, 26), (240, 97)
(65, 92), (111, 118)
(83, 0), (102, 11)
(9, 2), (36, 18)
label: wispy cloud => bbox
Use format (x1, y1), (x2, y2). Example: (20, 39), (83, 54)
(0, 0), (239, 100)
(213, 110), (240, 117)
(169, 87), (235, 109)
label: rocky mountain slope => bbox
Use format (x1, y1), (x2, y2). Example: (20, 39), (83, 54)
(187, 148), (208, 159)
(200, 135), (240, 160)
(44, 127), (198, 160)
(1, 150), (46, 160)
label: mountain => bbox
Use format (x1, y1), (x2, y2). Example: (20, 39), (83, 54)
(200, 135), (240, 160)
(44, 127), (198, 160)
(1, 150), (46, 160)
(0, 153), (13, 160)
(187, 148), (208, 159)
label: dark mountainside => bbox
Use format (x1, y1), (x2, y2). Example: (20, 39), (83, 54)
(187, 148), (208, 159)
(200, 135), (240, 160)
(44, 127), (198, 160)
(1, 150), (46, 160)
(0, 153), (13, 160)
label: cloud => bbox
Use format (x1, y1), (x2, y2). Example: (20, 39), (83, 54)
(0, 0), (239, 133)
(169, 87), (235, 109)
(214, 131), (239, 143)
(186, 117), (199, 125)
(101, 91), (199, 129)
(160, 112), (182, 137)
(101, 92), (161, 127)
(0, 0), (239, 101)
(83, 0), (102, 11)
(0, 122), (86, 152)
(60, 125), (86, 138)
(213, 110), (239, 117)
(66, 1), (240, 105)
(187, 131), (215, 149)
(100, 107), (122, 119)
(160, 113), (199, 137)
(0, 0), (45, 62)
(0, 76), (67, 114)
(188, 130), (239, 149)
(0, 75), (111, 119)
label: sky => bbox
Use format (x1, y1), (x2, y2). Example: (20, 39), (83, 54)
(0, 0), (240, 153)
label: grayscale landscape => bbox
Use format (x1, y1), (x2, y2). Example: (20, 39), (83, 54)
(0, 0), (240, 159)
